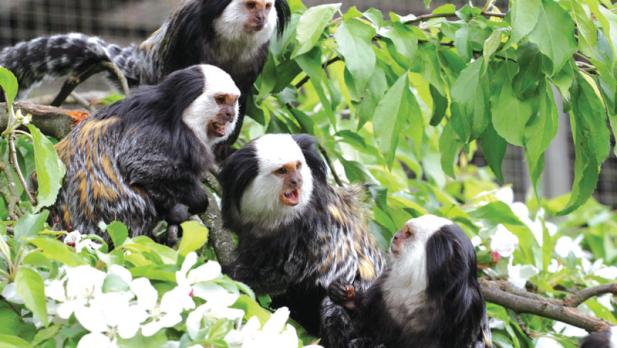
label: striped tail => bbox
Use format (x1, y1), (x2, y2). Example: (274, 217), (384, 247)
(0, 33), (143, 101)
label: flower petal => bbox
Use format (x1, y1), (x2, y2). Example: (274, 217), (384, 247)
(1, 283), (24, 304)
(161, 286), (194, 312)
(262, 307), (290, 334)
(187, 261), (222, 284)
(77, 332), (112, 348)
(75, 305), (108, 333)
(45, 279), (67, 302)
(131, 278), (158, 310)
(107, 265), (132, 285)
(192, 283), (238, 307)
(176, 252), (198, 286)
(186, 304), (208, 340)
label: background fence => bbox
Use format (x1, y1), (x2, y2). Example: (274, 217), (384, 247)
(1, 0), (615, 207)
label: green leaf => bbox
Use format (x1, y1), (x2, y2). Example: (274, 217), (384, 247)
(128, 237), (177, 265)
(372, 73), (412, 167)
(0, 334), (31, 348)
(450, 59), (489, 142)
(14, 211), (48, 245)
(470, 202), (525, 226)
(527, 0), (577, 75)
(439, 122), (465, 177)
(454, 25), (472, 62)
(0, 302), (36, 339)
(429, 85), (448, 126)
(432, 4), (456, 15)
(381, 23), (418, 61)
(15, 267), (48, 327)
(491, 61), (534, 146)
(28, 237), (86, 267)
(106, 221), (129, 247)
(559, 74), (610, 214)
(103, 273), (130, 293)
(232, 294), (271, 325)
(32, 325), (60, 346)
(177, 221), (209, 257)
(27, 125), (66, 211)
(510, 0), (541, 43)
(482, 30), (502, 71)
(479, 123), (507, 182)
(524, 82), (558, 193)
(130, 265), (177, 282)
(334, 18), (376, 91)
(117, 331), (167, 348)
(293, 3), (341, 57)
(0, 67), (18, 105)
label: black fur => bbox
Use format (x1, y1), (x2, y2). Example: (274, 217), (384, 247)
(51, 65), (213, 239)
(219, 134), (384, 335)
(328, 223), (491, 348)
(581, 330), (614, 348)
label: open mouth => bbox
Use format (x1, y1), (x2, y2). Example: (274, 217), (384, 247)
(246, 23), (265, 32)
(280, 188), (300, 206)
(207, 121), (226, 137)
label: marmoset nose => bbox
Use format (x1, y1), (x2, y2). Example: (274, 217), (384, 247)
(224, 111), (234, 122)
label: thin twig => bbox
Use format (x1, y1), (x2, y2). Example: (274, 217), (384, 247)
(8, 134), (35, 205)
(13, 129), (32, 139)
(51, 64), (101, 107)
(70, 92), (96, 113)
(403, 11), (505, 25)
(294, 57), (342, 90)
(564, 284), (617, 308)
(102, 61), (130, 96)
(318, 144), (343, 186)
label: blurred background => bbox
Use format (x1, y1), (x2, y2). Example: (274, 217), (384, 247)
(0, 0), (615, 208)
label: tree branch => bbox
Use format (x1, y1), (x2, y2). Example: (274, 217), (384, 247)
(201, 173), (237, 266)
(403, 11), (505, 25)
(480, 279), (612, 332)
(564, 284), (617, 308)
(0, 102), (86, 139)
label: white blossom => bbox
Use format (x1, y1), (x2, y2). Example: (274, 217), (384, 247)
(594, 266), (617, 280)
(224, 307), (312, 348)
(554, 236), (586, 259)
(76, 292), (146, 347)
(535, 337), (563, 348)
(547, 259), (562, 273)
(553, 322), (587, 337)
(130, 278), (186, 337)
(46, 266), (106, 320)
(597, 294), (614, 311)
(64, 231), (102, 253)
(507, 261), (538, 289)
(490, 225), (519, 258)
(471, 236), (483, 248)
(2, 283), (24, 304)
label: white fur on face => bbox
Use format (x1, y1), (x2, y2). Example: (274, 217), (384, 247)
(611, 326), (617, 347)
(214, 0), (277, 45)
(383, 215), (453, 325)
(182, 64), (240, 147)
(239, 134), (314, 232)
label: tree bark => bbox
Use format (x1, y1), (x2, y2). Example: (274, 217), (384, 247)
(0, 102), (86, 139)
